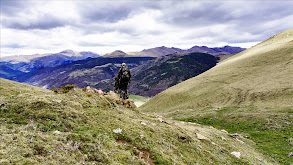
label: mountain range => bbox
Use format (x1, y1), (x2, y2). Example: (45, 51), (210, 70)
(109, 45), (245, 57)
(0, 50), (100, 73)
(140, 29), (293, 164)
(14, 52), (219, 97)
(129, 52), (218, 96)
(1, 45), (244, 96)
(79, 52), (219, 97)
(17, 57), (154, 89)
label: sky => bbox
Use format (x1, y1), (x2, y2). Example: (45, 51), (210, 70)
(1, 0), (293, 57)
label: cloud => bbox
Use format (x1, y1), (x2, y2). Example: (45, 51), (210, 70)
(77, 1), (133, 23)
(1, 1), (80, 30)
(2, 15), (65, 30)
(0, 0), (29, 16)
(1, 0), (293, 56)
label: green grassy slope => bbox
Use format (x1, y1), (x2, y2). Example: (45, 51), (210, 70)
(0, 78), (272, 164)
(140, 29), (293, 164)
(129, 95), (150, 107)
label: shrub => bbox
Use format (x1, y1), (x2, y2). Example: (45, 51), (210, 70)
(53, 84), (76, 93)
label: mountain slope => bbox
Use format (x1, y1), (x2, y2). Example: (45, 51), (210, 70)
(140, 29), (293, 164)
(127, 45), (245, 57)
(0, 78), (273, 164)
(18, 57), (154, 89)
(0, 63), (24, 80)
(17, 52), (218, 97)
(0, 50), (100, 73)
(127, 46), (181, 57)
(103, 50), (130, 58)
(129, 52), (219, 97)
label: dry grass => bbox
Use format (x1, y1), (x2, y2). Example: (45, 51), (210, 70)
(0, 78), (274, 164)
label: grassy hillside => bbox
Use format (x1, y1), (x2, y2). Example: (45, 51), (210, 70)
(140, 29), (293, 164)
(0, 78), (273, 164)
(129, 95), (151, 107)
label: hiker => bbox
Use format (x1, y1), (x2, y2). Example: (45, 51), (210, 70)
(115, 63), (131, 99)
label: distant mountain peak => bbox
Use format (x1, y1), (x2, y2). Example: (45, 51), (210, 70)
(113, 50), (126, 53)
(103, 50), (129, 58)
(60, 49), (78, 55)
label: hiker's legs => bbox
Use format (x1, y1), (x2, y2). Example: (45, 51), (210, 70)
(119, 84), (128, 99)
(120, 90), (125, 99)
(120, 89), (128, 99)
(114, 81), (120, 93)
(124, 89), (128, 99)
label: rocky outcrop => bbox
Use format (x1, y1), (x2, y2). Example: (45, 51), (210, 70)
(85, 86), (136, 108)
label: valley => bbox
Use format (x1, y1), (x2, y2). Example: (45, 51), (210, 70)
(140, 29), (293, 164)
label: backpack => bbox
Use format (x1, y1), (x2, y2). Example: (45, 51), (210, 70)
(121, 68), (130, 81)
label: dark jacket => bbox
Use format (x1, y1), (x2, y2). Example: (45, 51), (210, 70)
(115, 66), (131, 88)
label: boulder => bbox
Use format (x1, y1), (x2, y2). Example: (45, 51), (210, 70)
(109, 91), (120, 100)
(231, 151), (241, 158)
(196, 133), (209, 141)
(86, 86), (94, 93)
(122, 99), (136, 108)
(229, 133), (243, 139)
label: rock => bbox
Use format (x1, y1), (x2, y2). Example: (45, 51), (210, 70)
(158, 118), (164, 122)
(221, 136), (227, 141)
(109, 91), (120, 100)
(288, 138), (293, 146)
(231, 151), (241, 158)
(236, 138), (244, 144)
(86, 86), (94, 93)
(196, 133), (208, 140)
(86, 86), (105, 97)
(140, 135), (144, 138)
(52, 99), (62, 103)
(214, 107), (221, 111)
(229, 133), (243, 139)
(93, 89), (104, 97)
(288, 152), (293, 158)
(221, 129), (228, 133)
(122, 99), (136, 108)
(113, 128), (122, 134)
(0, 102), (8, 106)
(53, 130), (62, 135)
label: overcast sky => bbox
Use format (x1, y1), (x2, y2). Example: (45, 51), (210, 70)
(1, 0), (293, 56)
